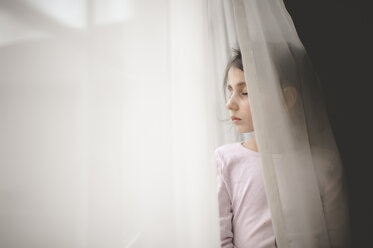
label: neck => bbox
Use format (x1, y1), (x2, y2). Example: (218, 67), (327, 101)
(243, 134), (258, 152)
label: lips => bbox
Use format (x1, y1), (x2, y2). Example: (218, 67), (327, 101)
(231, 116), (241, 121)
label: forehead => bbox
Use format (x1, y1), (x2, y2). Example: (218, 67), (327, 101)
(227, 67), (246, 88)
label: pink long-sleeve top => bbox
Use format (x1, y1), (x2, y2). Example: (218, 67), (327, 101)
(215, 142), (276, 248)
(215, 142), (350, 248)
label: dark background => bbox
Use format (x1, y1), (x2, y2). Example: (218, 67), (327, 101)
(284, 0), (372, 246)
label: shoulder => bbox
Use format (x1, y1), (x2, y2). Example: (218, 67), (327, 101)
(214, 143), (237, 169)
(214, 142), (259, 172)
(214, 142), (238, 155)
(214, 143), (243, 178)
(214, 142), (241, 162)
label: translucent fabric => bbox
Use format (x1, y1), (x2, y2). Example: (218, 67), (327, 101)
(209, 0), (350, 247)
(0, 0), (350, 247)
(0, 1), (220, 247)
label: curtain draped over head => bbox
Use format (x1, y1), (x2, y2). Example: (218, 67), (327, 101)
(209, 0), (350, 247)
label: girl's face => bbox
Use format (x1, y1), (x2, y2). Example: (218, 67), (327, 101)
(226, 66), (254, 133)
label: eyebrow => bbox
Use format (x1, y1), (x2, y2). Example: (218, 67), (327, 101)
(227, 82), (247, 90)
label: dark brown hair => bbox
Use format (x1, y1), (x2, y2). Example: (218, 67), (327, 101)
(223, 48), (243, 101)
(223, 45), (301, 102)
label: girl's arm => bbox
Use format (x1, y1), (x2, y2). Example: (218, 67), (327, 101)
(322, 152), (351, 248)
(215, 150), (236, 248)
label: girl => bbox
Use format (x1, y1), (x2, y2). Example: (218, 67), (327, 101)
(215, 49), (276, 248)
(215, 49), (350, 248)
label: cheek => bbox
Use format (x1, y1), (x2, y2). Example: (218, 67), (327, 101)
(243, 100), (251, 111)
(242, 101), (253, 119)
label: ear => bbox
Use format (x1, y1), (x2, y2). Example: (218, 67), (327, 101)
(283, 86), (298, 110)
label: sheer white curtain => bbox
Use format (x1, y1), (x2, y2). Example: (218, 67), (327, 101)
(209, 0), (350, 247)
(0, 0), (350, 247)
(0, 0), (221, 247)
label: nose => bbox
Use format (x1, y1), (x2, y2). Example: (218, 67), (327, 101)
(226, 94), (238, 111)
